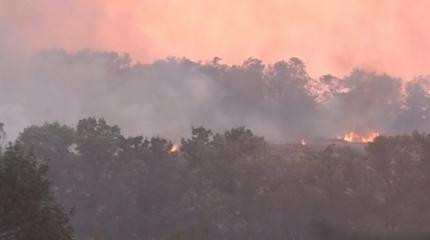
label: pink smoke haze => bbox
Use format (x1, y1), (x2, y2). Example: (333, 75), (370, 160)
(2, 0), (430, 78)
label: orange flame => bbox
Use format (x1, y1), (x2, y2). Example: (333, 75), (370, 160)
(300, 139), (307, 145)
(169, 144), (180, 153)
(339, 131), (380, 143)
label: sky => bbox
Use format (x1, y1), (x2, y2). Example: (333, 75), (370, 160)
(1, 0), (430, 79)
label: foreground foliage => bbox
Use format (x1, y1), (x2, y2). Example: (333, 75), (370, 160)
(0, 143), (73, 240)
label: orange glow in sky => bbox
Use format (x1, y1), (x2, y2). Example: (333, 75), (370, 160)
(1, 0), (430, 78)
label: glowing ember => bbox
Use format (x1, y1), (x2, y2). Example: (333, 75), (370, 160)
(339, 131), (380, 143)
(169, 144), (180, 153)
(300, 139), (307, 145)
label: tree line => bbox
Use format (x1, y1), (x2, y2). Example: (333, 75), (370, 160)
(2, 118), (430, 239)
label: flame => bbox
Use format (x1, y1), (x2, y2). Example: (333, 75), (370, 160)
(339, 131), (380, 143)
(300, 139), (307, 145)
(169, 144), (180, 153)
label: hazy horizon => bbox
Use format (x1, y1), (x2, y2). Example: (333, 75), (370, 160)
(2, 0), (430, 79)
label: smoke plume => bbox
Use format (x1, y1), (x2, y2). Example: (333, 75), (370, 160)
(0, 50), (428, 141)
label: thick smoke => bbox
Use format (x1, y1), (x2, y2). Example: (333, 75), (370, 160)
(0, 50), (429, 141)
(2, 0), (430, 78)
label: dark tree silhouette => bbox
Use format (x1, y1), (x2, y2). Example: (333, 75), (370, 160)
(0, 143), (73, 240)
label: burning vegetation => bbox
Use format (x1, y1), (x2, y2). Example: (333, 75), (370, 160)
(338, 131), (380, 143)
(169, 144), (180, 153)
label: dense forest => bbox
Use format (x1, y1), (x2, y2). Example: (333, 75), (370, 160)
(1, 49), (430, 240)
(2, 118), (430, 240)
